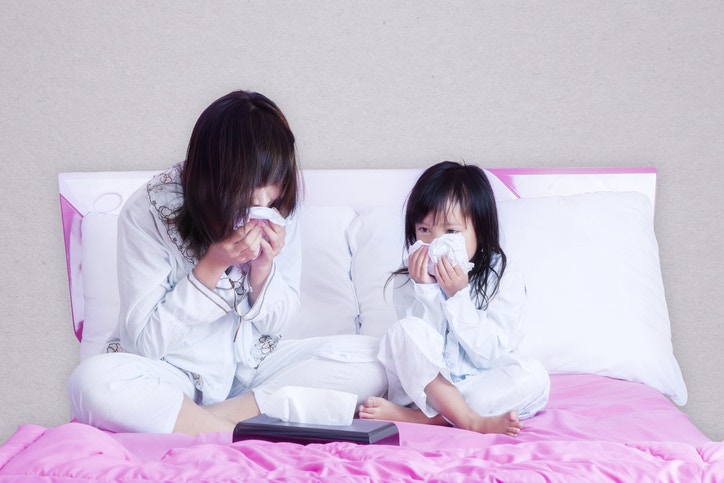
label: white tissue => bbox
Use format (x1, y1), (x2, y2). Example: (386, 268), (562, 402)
(262, 386), (357, 426)
(249, 207), (288, 226)
(404, 233), (474, 276)
(235, 207), (288, 229)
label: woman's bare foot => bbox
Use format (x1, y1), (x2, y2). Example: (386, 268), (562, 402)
(358, 397), (445, 425)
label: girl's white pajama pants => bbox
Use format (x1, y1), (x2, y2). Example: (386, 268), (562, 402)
(379, 318), (550, 420)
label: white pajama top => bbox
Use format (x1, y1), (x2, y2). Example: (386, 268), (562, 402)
(108, 163), (302, 405)
(393, 258), (527, 382)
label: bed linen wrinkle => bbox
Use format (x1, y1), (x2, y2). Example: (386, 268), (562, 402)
(1, 375), (720, 481)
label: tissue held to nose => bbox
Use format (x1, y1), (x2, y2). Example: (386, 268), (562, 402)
(262, 386), (358, 426)
(234, 206), (288, 230)
(404, 233), (474, 276)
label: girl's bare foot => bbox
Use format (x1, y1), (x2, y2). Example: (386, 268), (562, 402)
(360, 398), (523, 437)
(463, 410), (522, 437)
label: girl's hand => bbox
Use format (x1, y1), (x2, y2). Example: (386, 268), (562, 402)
(434, 256), (469, 298)
(408, 246), (436, 284)
(193, 222), (264, 290)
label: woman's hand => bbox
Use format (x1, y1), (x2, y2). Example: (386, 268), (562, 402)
(408, 246), (436, 285)
(193, 222), (265, 290)
(248, 220), (287, 298)
(434, 256), (469, 298)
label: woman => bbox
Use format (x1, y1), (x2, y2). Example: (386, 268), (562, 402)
(67, 90), (385, 435)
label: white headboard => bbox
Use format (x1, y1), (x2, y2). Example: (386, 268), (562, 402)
(58, 167), (656, 340)
(59, 166), (657, 342)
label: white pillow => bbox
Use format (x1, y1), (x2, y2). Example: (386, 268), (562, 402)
(346, 192), (687, 405)
(498, 191), (687, 405)
(347, 205), (406, 338)
(284, 205), (359, 338)
(79, 212), (121, 360)
(79, 206), (359, 361)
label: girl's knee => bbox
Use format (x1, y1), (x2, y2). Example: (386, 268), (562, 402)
(510, 359), (551, 419)
(460, 360), (550, 419)
(385, 317), (437, 344)
(396, 317), (426, 333)
(522, 359), (551, 401)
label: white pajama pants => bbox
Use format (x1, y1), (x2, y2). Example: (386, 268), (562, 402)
(67, 335), (387, 433)
(379, 318), (550, 420)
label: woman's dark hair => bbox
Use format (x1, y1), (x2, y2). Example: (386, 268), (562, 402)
(396, 161), (506, 309)
(176, 90), (299, 256)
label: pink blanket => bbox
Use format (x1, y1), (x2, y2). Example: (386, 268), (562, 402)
(2, 375), (722, 481)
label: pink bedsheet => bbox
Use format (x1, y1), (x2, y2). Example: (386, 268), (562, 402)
(1, 375), (722, 481)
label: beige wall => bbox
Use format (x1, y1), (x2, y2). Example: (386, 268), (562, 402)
(1, 1), (722, 443)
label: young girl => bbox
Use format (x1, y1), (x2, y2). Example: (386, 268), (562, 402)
(359, 161), (550, 436)
(67, 90), (385, 435)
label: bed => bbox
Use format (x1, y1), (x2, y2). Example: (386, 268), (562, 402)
(1, 166), (722, 481)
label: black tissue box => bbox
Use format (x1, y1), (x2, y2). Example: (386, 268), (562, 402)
(232, 414), (400, 445)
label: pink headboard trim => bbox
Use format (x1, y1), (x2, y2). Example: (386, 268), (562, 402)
(60, 193), (83, 342)
(487, 166), (658, 200)
(488, 167), (657, 175)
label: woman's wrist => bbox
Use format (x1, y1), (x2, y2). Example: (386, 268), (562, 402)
(192, 258), (226, 291)
(248, 262), (273, 299)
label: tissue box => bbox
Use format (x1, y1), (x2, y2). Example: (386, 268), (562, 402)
(232, 414), (400, 445)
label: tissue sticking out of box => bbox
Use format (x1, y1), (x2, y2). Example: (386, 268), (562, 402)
(404, 233), (474, 276)
(261, 386), (357, 426)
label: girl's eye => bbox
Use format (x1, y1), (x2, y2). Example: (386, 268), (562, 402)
(446, 229), (459, 234)
(417, 227), (430, 233)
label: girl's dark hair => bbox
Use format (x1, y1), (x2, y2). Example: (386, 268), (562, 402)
(176, 90), (299, 256)
(396, 161), (507, 309)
